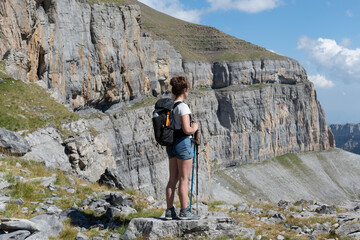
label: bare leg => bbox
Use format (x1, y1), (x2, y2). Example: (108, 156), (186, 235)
(166, 157), (178, 209)
(177, 158), (193, 210)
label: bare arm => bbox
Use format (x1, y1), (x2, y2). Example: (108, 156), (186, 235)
(181, 114), (198, 135)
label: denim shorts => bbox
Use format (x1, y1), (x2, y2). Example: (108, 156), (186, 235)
(166, 137), (194, 160)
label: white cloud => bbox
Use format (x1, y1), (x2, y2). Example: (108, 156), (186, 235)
(138, 0), (202, 23)
(207, 0), (283, 13)
(297, 36), (360, 84)
(340, 38), (351, 47)
(309, 74), (334, 88)
(346, 10), (353, 17)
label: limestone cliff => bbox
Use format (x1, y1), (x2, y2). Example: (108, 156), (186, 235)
(1, 0), (335, 198)
(330, 123), (360, 154)
(1, 0), (306, 108)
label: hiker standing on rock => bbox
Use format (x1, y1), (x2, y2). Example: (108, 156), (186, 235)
(165, 76), (200, 220)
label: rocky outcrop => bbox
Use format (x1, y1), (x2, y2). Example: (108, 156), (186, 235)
(122, 216), (255, 240)
(22, 127), (71, 171)
(0, 214), (64, 239)
(0, 128), (30, 156)
(330, 123), (360, 154)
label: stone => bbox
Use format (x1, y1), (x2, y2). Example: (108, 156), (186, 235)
(312, 222), (331, 235)
(46, 205), (62, 215)
(145, 196), (154, 202)
(105, 207), (122, 219)
(118, 206), (137, 217)
(21, 207), (28, 214)
(190, 202), (209, 217)
(10, 198), (24, 205)
(23, 174), (57, 187)
(88, 199), (111, 214)
(22, 128), (71, 171)
(25, 232), (49, 240)
(121, 216), (255, 239)
(277, 235), (285, 240)
(0, 230), (31, 240)
(236, 203), (249, 212)
(67, 176), (76, 186)
(107, 233), (121, 240)
(105, 193), (132, 207)
(0, 218), (39, 232)
(248, 206), (262, 215)
(76, 232), (90, 240)
(30, 214), (64, 238)
(265, 213), (286, 224)
(315, 205), (336, 214)
(0, 78), (3, 84)
(0, 128), (30, 156)
(335, 223), (360, 239)
(0, 179), (11, 190)
(278, 200), (292, 209)
(0, 203), (6, 213)
(217, 204), (235, 211)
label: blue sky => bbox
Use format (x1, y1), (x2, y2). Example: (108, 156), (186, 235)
(138, 0), (360, 124)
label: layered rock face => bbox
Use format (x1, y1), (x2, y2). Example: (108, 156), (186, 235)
(1, 0), (306, 109)
(330, 123), (360, 154)
(1, 0), (184, 108)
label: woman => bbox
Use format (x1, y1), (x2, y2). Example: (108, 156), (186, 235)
(165, 76), (200, 220)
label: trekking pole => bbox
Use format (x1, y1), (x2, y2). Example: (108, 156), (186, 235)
(189, 143), (196, 211)
(194, 130), (200, 215)
(196, 143), (199, 215)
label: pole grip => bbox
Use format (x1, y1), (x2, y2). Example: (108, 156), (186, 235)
(194, 130), (201, 145)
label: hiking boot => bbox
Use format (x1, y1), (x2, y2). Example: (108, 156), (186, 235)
(165, 206), (178, 220)
(178, 207), (200, 220)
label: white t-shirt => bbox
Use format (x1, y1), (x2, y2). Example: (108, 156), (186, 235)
(173, 101), (191, 130)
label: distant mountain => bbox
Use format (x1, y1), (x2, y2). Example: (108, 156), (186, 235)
(330, 123), (360, 154)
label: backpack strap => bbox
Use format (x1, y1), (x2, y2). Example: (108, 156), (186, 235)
(173, 101), (183, 109)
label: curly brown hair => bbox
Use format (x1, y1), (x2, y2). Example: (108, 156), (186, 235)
(170, 76), (189, 97)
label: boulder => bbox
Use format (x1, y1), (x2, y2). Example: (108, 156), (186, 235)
(335, 223), (360, 239)
(0, 230), (31, 240)
(22, 128), (71, 171)
(30, 214), (64, 238)
(25, 232), (49, 240)
(76, 232), (90, 240)
(121, 216), (255, 239)
(105, 193), (132, 207)
(315, 205), (336, 214)
(0, 218), (38, 232)
(236, 203), (250, 212)
(0, 128), (30, 156)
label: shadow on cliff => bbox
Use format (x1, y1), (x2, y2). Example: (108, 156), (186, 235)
(215, 91), (235, 131)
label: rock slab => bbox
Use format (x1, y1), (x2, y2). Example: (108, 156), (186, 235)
(121, 216), (255, 240)
(0, 128), (30, 156)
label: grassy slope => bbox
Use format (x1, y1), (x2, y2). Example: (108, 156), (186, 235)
(0, 157), (163, 239)
(91, 0), (285, 61)
(0, 61), (78, 133)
